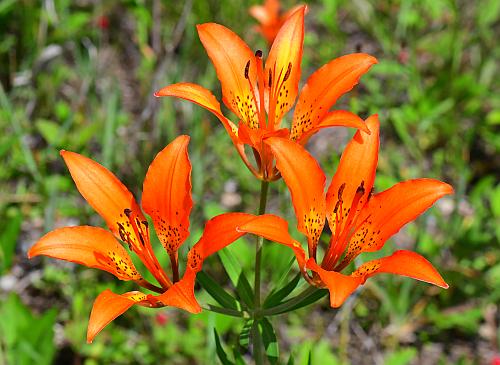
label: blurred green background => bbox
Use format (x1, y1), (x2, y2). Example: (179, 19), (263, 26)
(0, 0), (499, 364)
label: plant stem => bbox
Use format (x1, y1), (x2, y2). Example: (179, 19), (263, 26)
(252, 320), (265, 365)
(254, 180), (269, 309)
(252, 180), (269, 365)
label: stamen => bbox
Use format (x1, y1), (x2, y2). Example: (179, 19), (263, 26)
(255, 49), (263, 58)
(283, 62), (292, 82)
(338, 183), (346, 200)
(244, 60), (250, 79)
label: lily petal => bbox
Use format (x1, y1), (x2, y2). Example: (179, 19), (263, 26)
(154, 83), (239, 140)
(197, 23), (260, 129)
(341, 179), (454, 266)
(187, 213), (258, 270)
(155, 269), (202, 314)
(266, 137), (326, 257)
(143, 135), (192, 254)
(87, 290), (156, 343)
(29, 226), (142, 281)
(60, 150), (145, 253)
(306, 258), (362, 308)
(249, 0), (279, 25)
(237, 214), (307, 271)
(291, 53), (377, 141)
(265, 6), (305, 126)
(352, 250), (449, 289)
(324, 115), (379, 264)
(308, 249), (447, 308)
(296, 110), (369, 144)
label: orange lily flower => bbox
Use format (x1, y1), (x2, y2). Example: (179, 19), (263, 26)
(29, 135), (259, 342)
(237, 115), (453, 307)
(155, 6), (377, 181)
(249, 0), (304, 45)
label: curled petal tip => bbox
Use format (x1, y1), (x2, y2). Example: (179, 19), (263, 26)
(59, 149), (67, 156)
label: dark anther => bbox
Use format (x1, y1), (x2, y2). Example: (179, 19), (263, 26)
(333, 199), (341, 214)
(244, 60), (250, 79)
(268, 69), (272, 86)
(338, 183), (346, 199)
(283, 62), (292, 82)
(255, 49), (263, 58)
(124, 208), (132, 217)
(142, 220), (148, 228)
(356, 180), (365, 194)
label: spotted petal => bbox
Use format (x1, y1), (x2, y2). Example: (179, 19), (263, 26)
(237, 214), (307, 272)
(291, 53), (377, 142)
(197, 23), (260, 129)
(60, 150), (145, 251)
(308, 250), (448, 308)
(61, 150), (171, 288)
(323, 115), (379, 267)
(340, 179), (454, 266)
(28, 226), (141, 281)
(143, 135), (192, 255)
(265, 6), (305, 126)
(87, 290), (158, 343)
(266, 137), (326, 257)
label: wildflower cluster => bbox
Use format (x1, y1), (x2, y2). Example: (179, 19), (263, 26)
(29, 2), (452, 360)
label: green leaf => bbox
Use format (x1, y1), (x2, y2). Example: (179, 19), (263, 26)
(238, 319), (253, 349)
(35, 119), (61, 147)
(218, 248), (254, 308)
(259, 318), (279, 365)
(197, 271), (241, 310)
(264, 272), (301, 308)
(265, 256), (296, 297)
(287, 353), (295, 365)
(385, 347), (417, 365)
(232, 347), (246, 365)
(0, 210), (22, 274)
(213, 329), (234, 365)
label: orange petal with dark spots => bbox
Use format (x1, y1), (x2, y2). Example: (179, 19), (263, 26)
(296, 110), (369, 145)
(197, 23), (260, 129)
(154, 83), (239, 142)
(265, 6), (305, 126)
(29, 226), (142, 281)
(237, 214), (307, 271)
(324, 115), (379, 264)
(306, 258), (362, 308)
(155, 268), (201, 314)
(266, 137), (326, 256)
(342, 179), (454, 264)
(291, 53), (377, 141)
(352, 250), (449, 289)
(142, 135), (192, 254)
(87, 290), (155, 343)
(187, 213), (258, 270)
(60, 150), (145, 250)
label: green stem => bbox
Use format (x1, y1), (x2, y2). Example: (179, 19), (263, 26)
(254, 180), (270, 309)
(252, 320), (265, 365)
(261, 286), (320, 316)
(252, 180), (269, 365)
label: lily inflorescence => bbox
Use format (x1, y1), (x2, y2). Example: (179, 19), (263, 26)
(29, 2), (453, 361)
